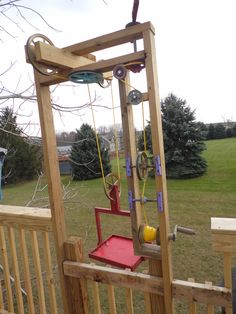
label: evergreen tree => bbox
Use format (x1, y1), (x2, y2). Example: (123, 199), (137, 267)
(0, 107), (42, 183)
(207, 124), (215, 140)
(214, 123), (226, 139)
(233, 124), (236, 137)
(226, 128), (233, 138)
(70, 124), (111, 180)
(138, 93), (207, 178)
(161, 94), (207, 178)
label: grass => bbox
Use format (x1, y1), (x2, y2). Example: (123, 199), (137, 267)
(1, 137), (236, 313)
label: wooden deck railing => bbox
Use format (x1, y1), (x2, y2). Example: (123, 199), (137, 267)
(0, 205), (59, 314)
(63, 237), (232, 314)
(0, 206), (233, 313)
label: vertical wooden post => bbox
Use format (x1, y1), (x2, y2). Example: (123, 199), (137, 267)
(64, 236), (89, 314)
(224, 253), (233, 314)
(211, 217), (236, 314)
(92, 282), (101, 314)
(205, 281), (214, 314)
(34, 72), (69, 314)
(125, 288), (134, 314)
(107, 285), (117, 314)
(118, 74), (142, 253)
(188, 278), (197, 314)
(143, 27), (174, 313)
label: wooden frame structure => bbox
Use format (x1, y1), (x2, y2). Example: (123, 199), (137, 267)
(22, 21), (234, 313)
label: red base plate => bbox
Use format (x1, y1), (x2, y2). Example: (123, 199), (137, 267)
(89, 235), (144, 271)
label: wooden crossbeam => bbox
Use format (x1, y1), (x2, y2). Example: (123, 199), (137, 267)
(63, 261), (232, 307)
(63, 261), (164, 295)
(39, 51), (145, 86)
(34, 41), (96, 69)
(172, 279), (232, 307)
(63, 21), (155, 55)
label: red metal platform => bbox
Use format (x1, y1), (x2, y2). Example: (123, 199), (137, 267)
(89, 234), (144, 271)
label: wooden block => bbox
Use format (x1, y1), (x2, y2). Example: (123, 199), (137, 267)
(212, 233), (236, 253)
(34, 41), (96, 70)
(211, 217), (236, 253)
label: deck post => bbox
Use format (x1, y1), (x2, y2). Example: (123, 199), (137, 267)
(34, 73), (70, 314)
(64, 237), (89, 314)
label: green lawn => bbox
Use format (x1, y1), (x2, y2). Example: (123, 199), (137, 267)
(1, 138), (236, 313)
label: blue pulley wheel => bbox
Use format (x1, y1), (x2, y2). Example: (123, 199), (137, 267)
(69, 71), (104, 85)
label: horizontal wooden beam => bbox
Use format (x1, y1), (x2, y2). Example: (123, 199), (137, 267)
(70, 51), (145, 74)
(34, 41), (96, 70)
(63, 261), (164, 295)
(137, 242), (161, 260)
(172, 279), (232, 307)
(0, 205), (52, 232)
(39, 50), (146, 86)
(63, 261), (232, 307)
(63, 21), (155, 55)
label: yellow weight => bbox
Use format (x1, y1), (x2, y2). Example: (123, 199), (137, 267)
(143, 225), (157, 242)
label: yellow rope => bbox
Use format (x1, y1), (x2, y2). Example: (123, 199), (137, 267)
(87, 84), (106, 189)
(120, 79), (136, 91)
(142, 100), (147, 152)
(110, 81), (121, 179)
(120, 77), (149, 224)
(141, 99), (148, 225)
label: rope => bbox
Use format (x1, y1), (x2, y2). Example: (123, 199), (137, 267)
(132, 0), (140, 23)
(87, 85), (106, 189)
(141, 100), (147, 152)
(120, 76), (149, 224)
(140, 98), (148, 225)
(110, 81), (121, 179)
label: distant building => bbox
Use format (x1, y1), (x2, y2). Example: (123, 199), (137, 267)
(0, 148), (7, 155)
(100, 132), (124, 155)
(57, 146), (72, 175)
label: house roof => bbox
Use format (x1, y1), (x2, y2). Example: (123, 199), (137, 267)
(0, 148), (7, 155)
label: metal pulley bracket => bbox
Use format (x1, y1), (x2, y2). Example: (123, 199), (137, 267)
(26, 34), (58, 76)
(127, 89), (143, 105)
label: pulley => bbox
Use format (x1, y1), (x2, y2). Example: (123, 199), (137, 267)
(104, 173), (121, 201)
(113, 64), (128, 80)
(136, 151), (149, 181)
(26, 34), (58, 76)
(69, 71), (104, 85)
(127, 89), (143, 105)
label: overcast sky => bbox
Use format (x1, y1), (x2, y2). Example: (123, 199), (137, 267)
(1, 0), (236, 134)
